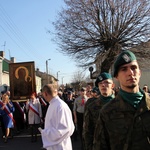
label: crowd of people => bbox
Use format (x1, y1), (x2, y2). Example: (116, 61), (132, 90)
(0, 50), (150, 150)
(0, 90), (49, 143)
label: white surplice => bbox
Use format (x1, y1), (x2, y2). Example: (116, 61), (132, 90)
(41, 96), (75, 150)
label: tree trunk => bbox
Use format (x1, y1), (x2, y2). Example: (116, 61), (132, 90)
(100, 44), (121, 73)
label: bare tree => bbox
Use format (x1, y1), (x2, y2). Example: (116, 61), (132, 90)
(53, 0), (150, 73)
(70, 71), (87, 90)
(71, 71), (86, 83)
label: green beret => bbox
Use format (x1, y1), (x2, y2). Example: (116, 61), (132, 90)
(95, 72), (112, 87)
(91, 87), (99, 93)
(113, 50), (136, 77)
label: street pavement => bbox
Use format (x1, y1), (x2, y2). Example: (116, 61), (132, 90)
(0, 128), (82, 150)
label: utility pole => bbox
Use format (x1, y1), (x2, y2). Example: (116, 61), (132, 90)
(57, 71), (60, 88)
(62, 77), (64, 85)
(57, 71), (60, 80)
(46, 59), (51, 83)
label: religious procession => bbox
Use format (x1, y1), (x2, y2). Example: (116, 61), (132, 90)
(0, 0), (150, 150)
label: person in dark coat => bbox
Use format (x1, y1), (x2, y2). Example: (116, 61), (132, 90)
(13, 101), (26, 133)
(65, 91), (77, 141)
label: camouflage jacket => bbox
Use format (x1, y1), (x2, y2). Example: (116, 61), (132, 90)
(83, 97), (109, 150)
(93, 93), (150, 150)
(84, 97), (97, 114)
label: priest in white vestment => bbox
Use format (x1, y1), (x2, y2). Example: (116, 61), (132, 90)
(39, 84), (75, 150)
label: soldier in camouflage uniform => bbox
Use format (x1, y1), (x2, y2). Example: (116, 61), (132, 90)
(93, 50), (150, 150)
(83, 72), (115, 150)
(84, 87), (100, 113)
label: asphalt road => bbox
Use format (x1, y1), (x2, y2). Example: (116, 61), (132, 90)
(0, 128), (82, 150)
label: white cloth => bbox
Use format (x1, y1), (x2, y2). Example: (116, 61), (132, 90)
(26, 98), (42, 124)
(41, 96), (75, 150)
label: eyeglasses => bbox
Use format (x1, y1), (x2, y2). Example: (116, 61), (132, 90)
(99, 81), (112, 85)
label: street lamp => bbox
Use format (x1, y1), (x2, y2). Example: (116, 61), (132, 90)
(46, 58), (51, 83)
(57, 71), (60, 88)
(62, 76), (64, 85)
(57, 71), (60, 80)
(46, 59), (51, 74)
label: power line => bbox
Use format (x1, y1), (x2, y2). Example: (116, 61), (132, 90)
(0, 4), (46, 67)
(0, 24), (31, 58)
(0, 5), (33, 56)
